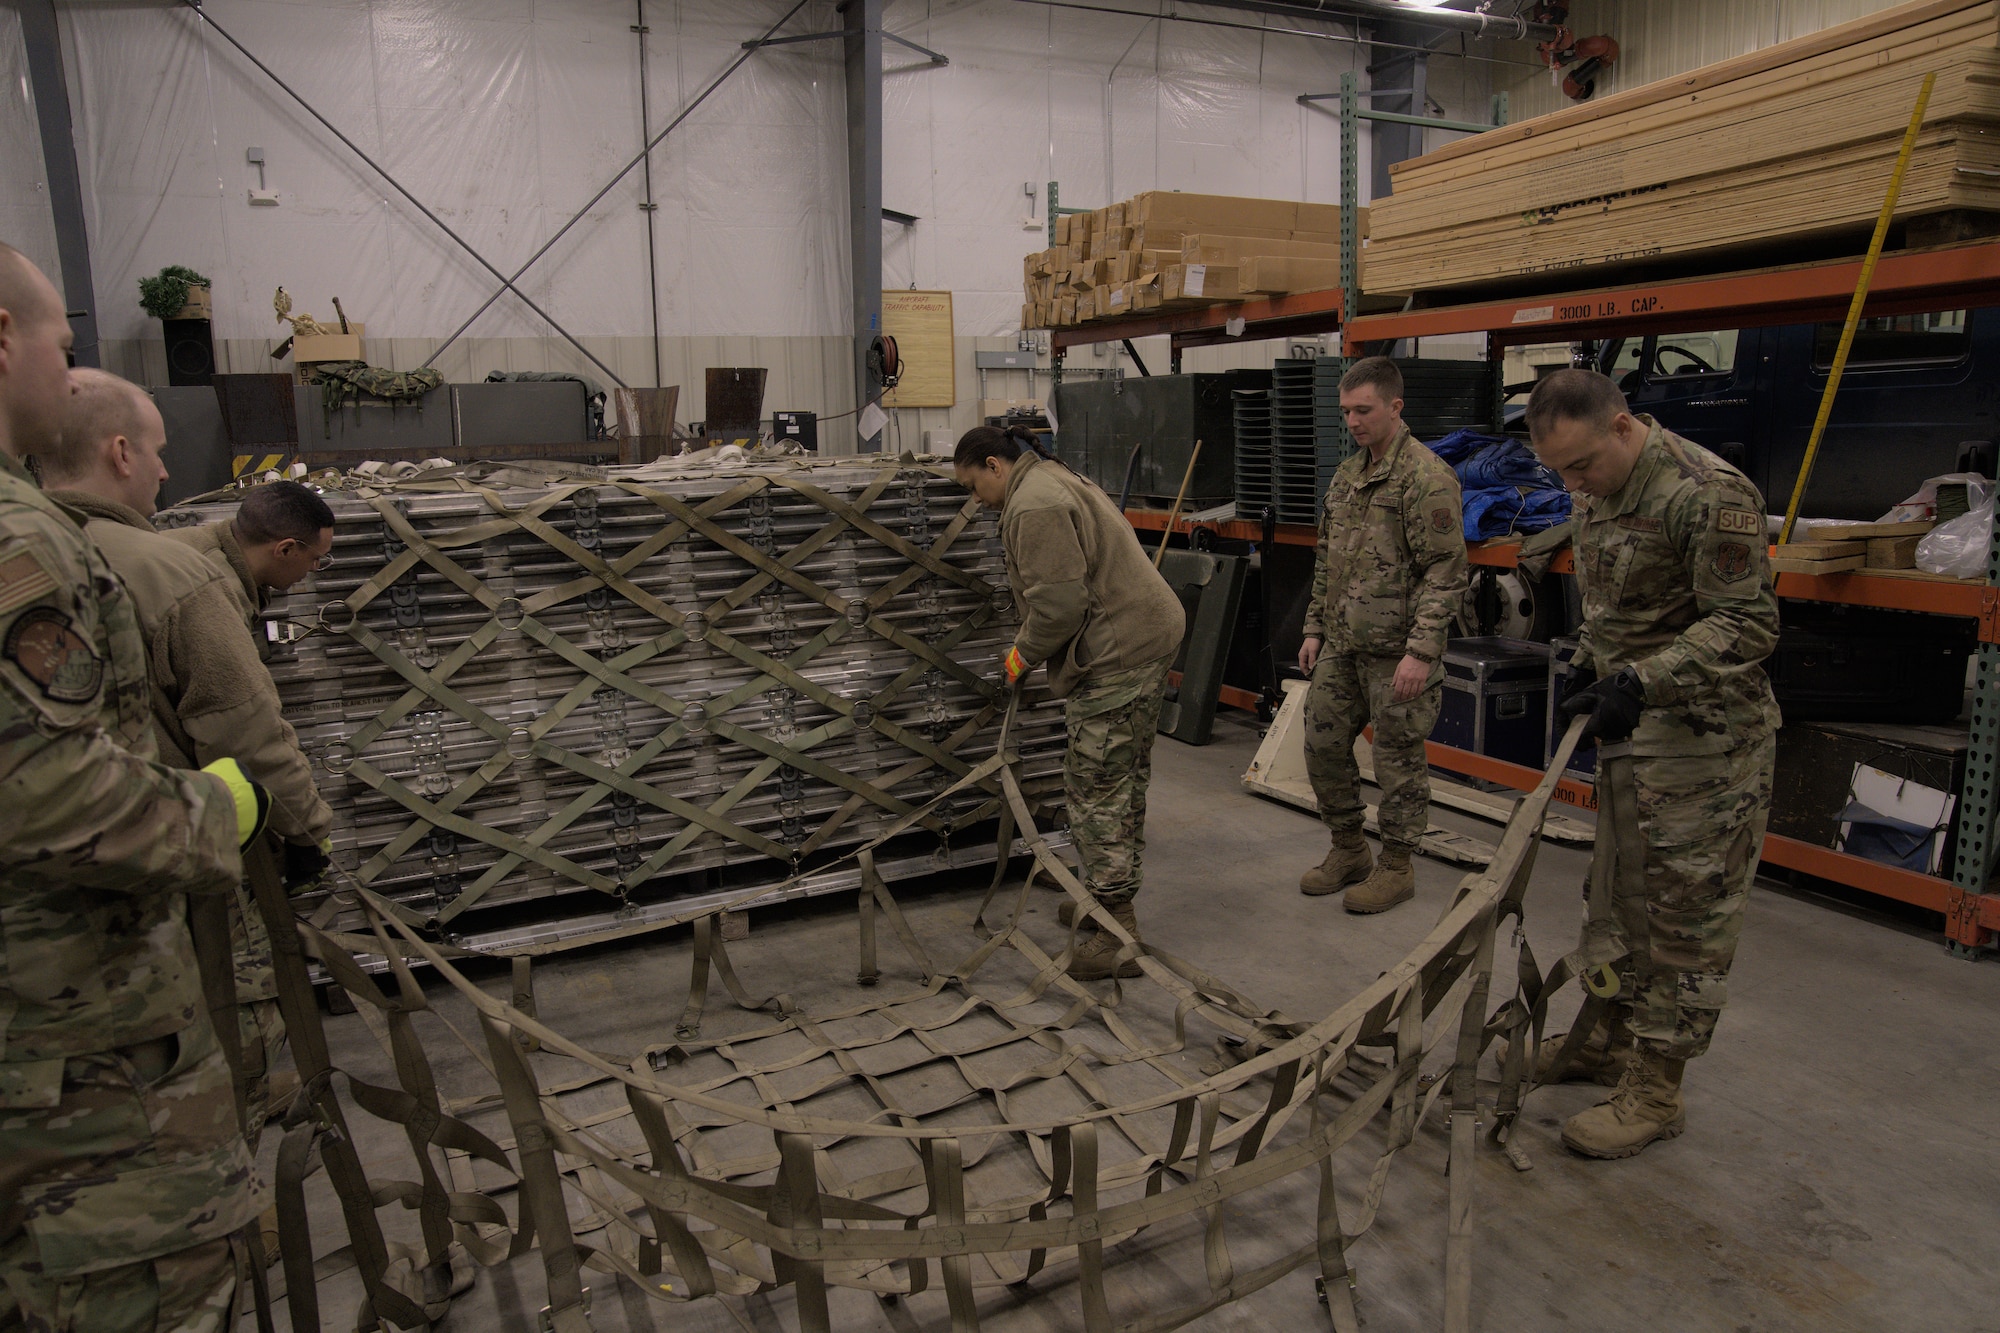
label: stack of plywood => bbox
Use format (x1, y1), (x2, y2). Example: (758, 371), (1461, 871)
(1022, 193), (1366, 328)
(1783, 518), (1937, 572)
(1366, 0), (2000, 296)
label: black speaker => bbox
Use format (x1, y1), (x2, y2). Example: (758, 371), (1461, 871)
(162, 318), (214, 387)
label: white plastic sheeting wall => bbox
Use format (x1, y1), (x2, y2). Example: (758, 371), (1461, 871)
(2, 1), (1516, 444)
(46, 0), (850, 347)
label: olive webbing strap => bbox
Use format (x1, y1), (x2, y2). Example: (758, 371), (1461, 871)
(1526, 730), (1637, 1096)
(244, 838), (429, 1333)
(1309, 1050), (1362, 1333)
(482, 1012), (592, 1333)
(1445, 908), (1499, 1333)
(186, 890), (251, 1133)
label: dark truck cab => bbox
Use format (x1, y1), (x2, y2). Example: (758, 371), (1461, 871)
(1587, 310), (1998, 518)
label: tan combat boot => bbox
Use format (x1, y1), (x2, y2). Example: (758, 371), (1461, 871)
(1344, 844), (1415, 914)
(1067, 901), (1143, 981)
(1561, 1044), (1687, 1159)
(1300, 835), (1373, 896)
(1497, 1008), (1634, 1087)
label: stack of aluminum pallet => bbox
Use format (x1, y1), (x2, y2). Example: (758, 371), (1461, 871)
(164, 457), (1067, 953)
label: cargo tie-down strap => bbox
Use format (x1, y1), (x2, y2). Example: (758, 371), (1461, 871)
(249, 697), (1595, 1333)
(245, 458), (1067, 951)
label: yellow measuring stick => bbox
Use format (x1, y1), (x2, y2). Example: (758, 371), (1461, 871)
(1779, 71), (1937, 545)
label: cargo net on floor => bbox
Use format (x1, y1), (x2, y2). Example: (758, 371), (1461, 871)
(256, 714), (1590, 1333)
(165, 458), (1067, 952)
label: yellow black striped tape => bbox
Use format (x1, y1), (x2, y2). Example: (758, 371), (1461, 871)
(231, 453), (286, 478)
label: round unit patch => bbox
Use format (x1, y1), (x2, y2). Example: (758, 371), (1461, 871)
(4, 607), (104, 703)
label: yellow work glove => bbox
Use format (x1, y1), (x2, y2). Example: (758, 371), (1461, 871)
(202, 757), (272, 848)
(1002, 645), (1028, 686)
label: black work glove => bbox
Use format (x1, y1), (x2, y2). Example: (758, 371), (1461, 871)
(1558, 666), (1645, 745)
(283, 838), (332, 891)
(1557, 664), (1598, 711)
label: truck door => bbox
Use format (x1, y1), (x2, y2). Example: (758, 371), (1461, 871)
(1762, 310), (1993, 521)
(1601, 329), (1757, 475)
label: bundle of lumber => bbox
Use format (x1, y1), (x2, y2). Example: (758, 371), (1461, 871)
(1021, 192), (1366, 328)
(1366, 0), (2000, 296)
(1779, 518), (1937, 572)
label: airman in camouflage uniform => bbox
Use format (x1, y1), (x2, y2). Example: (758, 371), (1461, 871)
(1527, 368), (1780, 1160)
(1298, 357), (1467, 915)
(955, 426), (1185, 982)
(0, 245), (263, 1331)
(44, 370), (335, 1142)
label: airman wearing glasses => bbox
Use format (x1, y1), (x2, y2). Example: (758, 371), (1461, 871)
(166, 477), (336, 638)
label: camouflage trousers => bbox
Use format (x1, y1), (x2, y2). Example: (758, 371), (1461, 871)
(1062, 656), (1172, 906)
(0, 1018), (259, 1332)
(1304, 650), (1442, 852)
(0, 1240), (235, 1333)
(236, 999), (287, 1149)
(1596, 736), (1776, 1061)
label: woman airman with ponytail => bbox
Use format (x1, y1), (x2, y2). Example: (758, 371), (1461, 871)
(953, 425), (1185, 980)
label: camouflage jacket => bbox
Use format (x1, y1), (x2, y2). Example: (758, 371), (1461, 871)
(1572, 417), (1781, 756)
(0, 455), (241, 1068)
(1303, 424), (1468, 663)
(1000, 453), (1185, 699)
(60, 492), (333, 1005)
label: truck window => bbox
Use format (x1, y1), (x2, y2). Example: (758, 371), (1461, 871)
(1812, 311), (1969, 369)
(1600, 331), (1736, 384)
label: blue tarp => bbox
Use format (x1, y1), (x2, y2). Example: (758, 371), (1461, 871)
(1838, 800), (1943, 874)
(1424, 429), (1573, 542)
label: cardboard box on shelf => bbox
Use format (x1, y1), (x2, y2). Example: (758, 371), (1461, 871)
(1162, 264), (1240, 302)
(169, 287), (213, 321)
(293, 323), (365, 364)
(1238, 257), (1344, 294)
(1296, 203), (1369, 236)
(1130, 191), (1298, 232)
(1182, 234), (1345, 265)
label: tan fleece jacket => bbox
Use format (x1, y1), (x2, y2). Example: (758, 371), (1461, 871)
(61, 493), (331, 844)
(999, 453), (1185, 698)
(163, 518), (265, 627)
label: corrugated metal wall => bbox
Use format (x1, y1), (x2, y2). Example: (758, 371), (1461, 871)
(1491, 0), (1918, 123)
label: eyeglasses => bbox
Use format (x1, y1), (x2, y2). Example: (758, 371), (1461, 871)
(311, 551), (336, 572)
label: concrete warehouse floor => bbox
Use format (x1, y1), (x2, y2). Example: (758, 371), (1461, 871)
(279, 713), (2000, 1333)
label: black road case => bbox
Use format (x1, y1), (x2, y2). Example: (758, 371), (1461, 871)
(1434, 636), (1551, 770)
